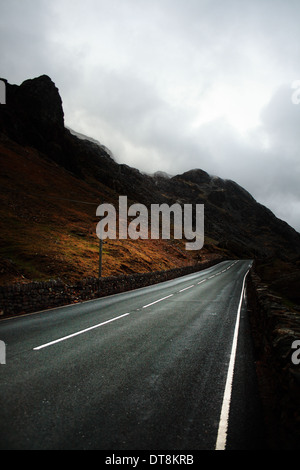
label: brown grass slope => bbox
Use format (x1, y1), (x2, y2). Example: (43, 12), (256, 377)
(0, 137), (217, 286)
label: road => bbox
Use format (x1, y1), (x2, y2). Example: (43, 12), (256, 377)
(0, 260), (265, 450)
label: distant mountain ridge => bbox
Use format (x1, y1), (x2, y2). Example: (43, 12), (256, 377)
(1, 74), (300, 291)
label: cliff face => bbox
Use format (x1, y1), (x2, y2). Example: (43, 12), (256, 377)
(0, 76), (64, 147)
(0, 75), (300, 288)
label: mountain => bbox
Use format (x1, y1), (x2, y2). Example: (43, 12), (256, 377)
(1, 75), (300, 302)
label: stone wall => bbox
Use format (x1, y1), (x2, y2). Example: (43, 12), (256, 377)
(0, 258), (224, 318)
(247, 268), (300, 449)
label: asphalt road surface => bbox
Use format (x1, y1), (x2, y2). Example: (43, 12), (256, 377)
(0, 260), (265, 450)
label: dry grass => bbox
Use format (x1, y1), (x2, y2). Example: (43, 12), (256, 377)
(0, 139), (214, 286)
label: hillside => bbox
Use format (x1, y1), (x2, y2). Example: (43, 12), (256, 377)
(1, 75), (300, 303)
(0, 137), (205, 285)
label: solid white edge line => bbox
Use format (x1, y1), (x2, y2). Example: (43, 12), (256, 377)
(215, 269), (250, 451)
(33, 313), (131, 351)
(142, 294), (173, 309)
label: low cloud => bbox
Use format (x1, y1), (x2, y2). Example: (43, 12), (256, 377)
(1, 0), (300, 231)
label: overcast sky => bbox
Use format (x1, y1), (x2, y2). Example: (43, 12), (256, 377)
(1, 0), (300, 231)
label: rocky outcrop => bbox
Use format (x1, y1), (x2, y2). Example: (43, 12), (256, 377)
(0, 76), (64, 147)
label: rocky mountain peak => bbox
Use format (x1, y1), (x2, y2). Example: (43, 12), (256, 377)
(19, 75), (64, 128)
(179, 169), (212, 186)
(0, 75), (64, 153)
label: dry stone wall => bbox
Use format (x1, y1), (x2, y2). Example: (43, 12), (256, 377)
(247, 268), (300, 449)
(0, 259), (224, 317)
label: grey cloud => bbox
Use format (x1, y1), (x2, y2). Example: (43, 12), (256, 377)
(0, 0), (57, 82)
(1, 0), (300, 231)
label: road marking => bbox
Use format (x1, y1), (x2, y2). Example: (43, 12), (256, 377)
(33, 261), (242, 350)
(33, 313), (130, 351)
(142, 294), (173, 309)
(215, 269), (250, 451)
(179, 285), (194, 293)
